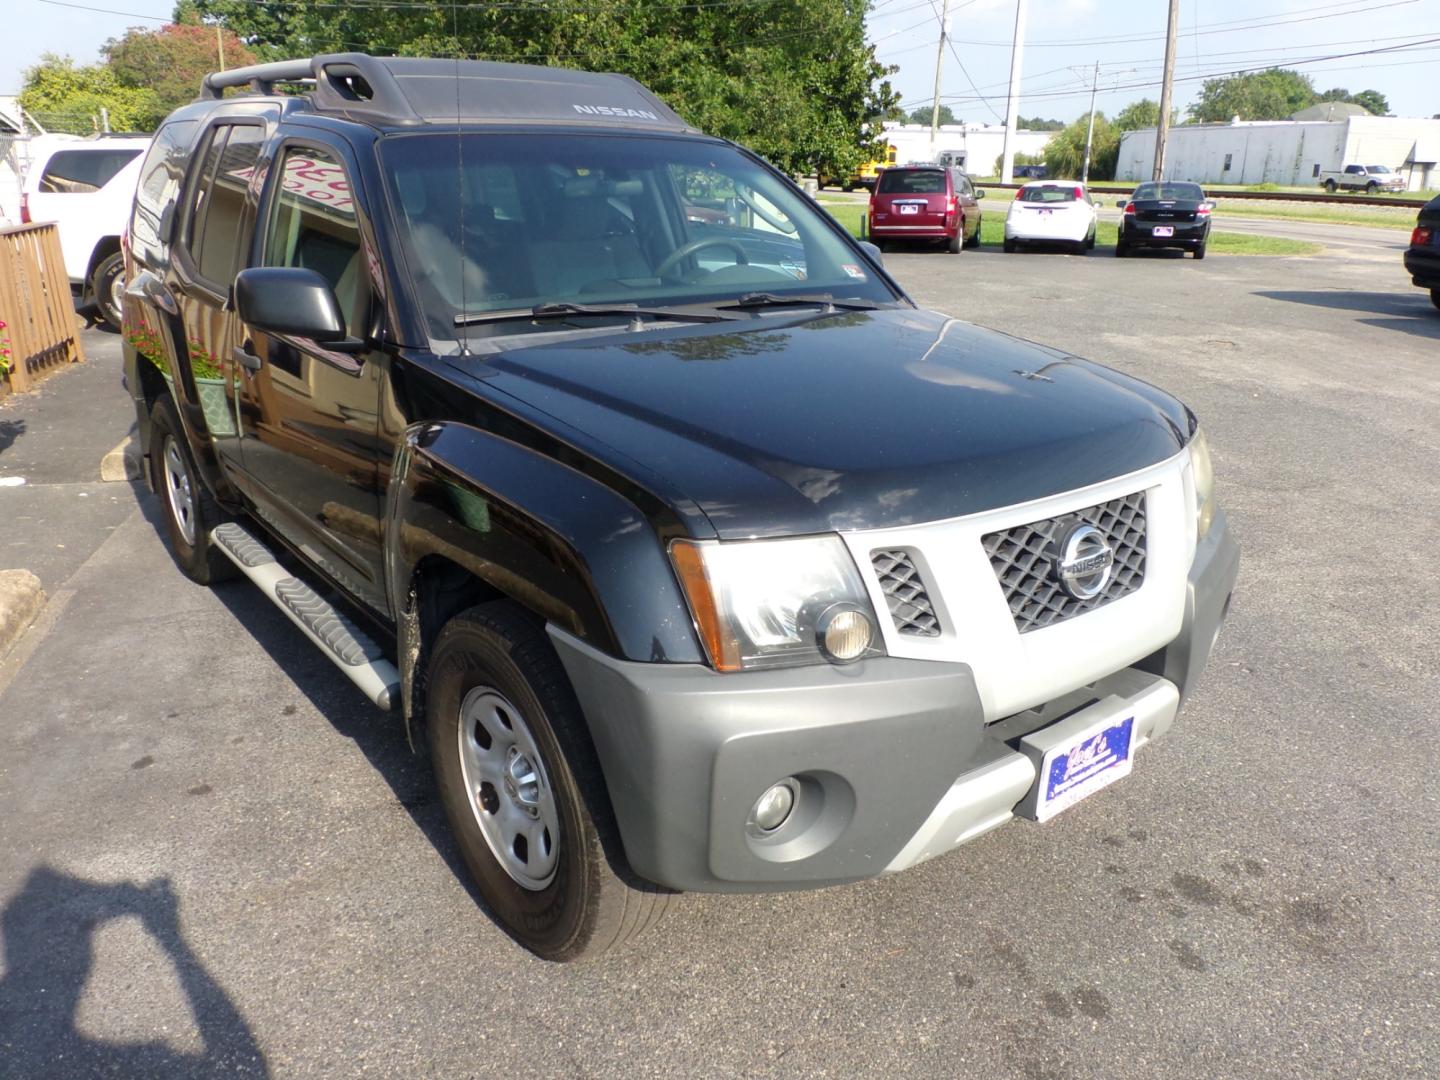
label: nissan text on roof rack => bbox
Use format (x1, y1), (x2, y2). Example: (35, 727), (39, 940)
(122, 53), (1240, 961)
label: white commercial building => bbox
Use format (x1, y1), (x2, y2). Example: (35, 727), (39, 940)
(1115, 113), (1440, 191)
(882, 122), (1052, 175)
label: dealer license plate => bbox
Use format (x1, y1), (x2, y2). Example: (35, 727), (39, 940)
(1033, 714), (1135, 822)
(899, 204), (920, 215)
(1152, 225), (1175, 237)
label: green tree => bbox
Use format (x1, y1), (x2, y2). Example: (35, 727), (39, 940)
(1018, 115), (1064, 131)
(104, 24), (258, 128)
(181, 0), (899, 177)
(1349, 89), (1390, 115)
(908, 104), (955, 126)
(1040, 112), (1119, 180)
(991, 149), (1044, 176)
(1190, 68), (1316, 122)
(18, 54), (160, 134)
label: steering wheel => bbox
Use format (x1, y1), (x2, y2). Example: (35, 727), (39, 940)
(655, 236), (749, 280)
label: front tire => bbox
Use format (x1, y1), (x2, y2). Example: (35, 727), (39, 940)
(428, 603), (670, 961)
(92, 251), (125, 330)
(148, 396), (237, 585)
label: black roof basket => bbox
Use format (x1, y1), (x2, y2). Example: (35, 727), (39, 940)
(198, 52), (694, 132)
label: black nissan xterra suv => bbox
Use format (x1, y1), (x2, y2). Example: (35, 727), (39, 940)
(122, 54), (1239, 961)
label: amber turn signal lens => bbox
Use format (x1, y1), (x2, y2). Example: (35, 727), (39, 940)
(669, 540), (742, 672)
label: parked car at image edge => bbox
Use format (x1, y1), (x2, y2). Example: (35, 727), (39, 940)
(1404, 193), (1440, 310)
(867, 164), (984, 253)
(1116, 180), (1214, 259)
(123, 53), (1239, 962)
(1003, 180), (1099, 255)
(20, 133), (151, 328)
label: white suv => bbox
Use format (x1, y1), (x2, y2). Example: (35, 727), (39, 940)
(21, 134), (150, 328)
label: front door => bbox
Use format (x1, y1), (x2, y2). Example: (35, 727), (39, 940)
(236, 140), (389, 614)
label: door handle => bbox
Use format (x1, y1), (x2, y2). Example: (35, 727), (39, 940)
(232, 344), (262, 372)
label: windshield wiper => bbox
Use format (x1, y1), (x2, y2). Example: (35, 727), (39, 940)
(721, 292), (881, 313)
(454, 301), (739, 328)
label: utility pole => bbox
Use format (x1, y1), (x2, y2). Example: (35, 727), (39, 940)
(929, 0), (953, 161)
(1000, 0), (1028, 184)
(217, 24), (226, 71)
(1153, 0), (1179, 180)
(1081, 60), (1100, 183)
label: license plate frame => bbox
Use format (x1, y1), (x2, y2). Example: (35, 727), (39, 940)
(1152, 225), (1175, 237)
(898, 204), (921, 215)
(1021, 711), (1136, 823)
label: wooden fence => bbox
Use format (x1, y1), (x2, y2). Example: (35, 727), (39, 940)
(0, 223), (86, 399)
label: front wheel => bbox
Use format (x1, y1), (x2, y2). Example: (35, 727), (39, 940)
(92, 251), (125, 330)
(148, 397), (237, 585)
(428, 603), (670, 961)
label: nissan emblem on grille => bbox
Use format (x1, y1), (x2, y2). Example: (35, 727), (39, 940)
(1053, 523), (1115, 601)
(981, 491), (1147, 633)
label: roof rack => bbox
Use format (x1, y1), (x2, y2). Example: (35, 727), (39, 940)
(197, 52), (695, 133)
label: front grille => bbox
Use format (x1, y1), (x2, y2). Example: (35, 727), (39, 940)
(871, 549), (940, 637)
(983, 492), (1147, 633)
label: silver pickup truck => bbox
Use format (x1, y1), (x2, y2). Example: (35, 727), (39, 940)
(1320, 164), (1406, 193)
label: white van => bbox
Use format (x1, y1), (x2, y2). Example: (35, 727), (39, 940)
(20, 134), (150, 328)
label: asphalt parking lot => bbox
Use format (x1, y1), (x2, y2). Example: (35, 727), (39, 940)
(1, 238), (1437, 1078)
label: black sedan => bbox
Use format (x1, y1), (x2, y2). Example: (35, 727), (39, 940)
(1403, 194), (1440, 311)
(1115, 181), (1214, 259)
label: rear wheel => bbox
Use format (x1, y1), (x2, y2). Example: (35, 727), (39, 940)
(92, 251), (125, 330)
(1003, 238), (1017, 254)
(1072, 239), (1088, 256)
(428, 603), (670, 961)
(1193, 242), (1207, 260)
(1086, 227), (1096, 251)
(1431, 287), (1440, 311)
(947, 227), (963, 254)
(1114, 241), (1128, 257)
(1323, 179), (1337, 193)
(148, 397), (237, 585)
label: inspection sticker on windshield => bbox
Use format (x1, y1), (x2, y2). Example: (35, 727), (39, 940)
(841, 264), (867, 280)
(1034, 715), (1135, 822)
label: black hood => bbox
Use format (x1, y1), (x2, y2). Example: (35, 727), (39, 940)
(475, 308), (1190, 538)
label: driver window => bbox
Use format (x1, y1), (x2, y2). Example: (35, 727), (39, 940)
(263, 146), (368, 339)
(667, 163), (803, 279)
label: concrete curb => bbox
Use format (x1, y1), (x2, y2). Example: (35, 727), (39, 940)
(100, 435), (143, 482)
(0, 570), (46, 658)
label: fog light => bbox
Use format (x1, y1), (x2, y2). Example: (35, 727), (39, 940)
(752, 780), (797, 832)
(818, 607), (873, 663)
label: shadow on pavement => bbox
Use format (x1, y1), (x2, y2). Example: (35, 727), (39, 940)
(0, 419), (25, 456)
(0, 866), (268, 1078)
(1256, 289), (1440, 336)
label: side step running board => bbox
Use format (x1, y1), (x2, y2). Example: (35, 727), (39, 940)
(211, 523), (399, 710)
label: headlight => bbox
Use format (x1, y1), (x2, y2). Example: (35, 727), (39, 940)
(1190, 427), (1215, 539)
(670, 535), (884, 672)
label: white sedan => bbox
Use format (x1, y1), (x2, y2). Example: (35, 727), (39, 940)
(1003, 181), (1099, 255)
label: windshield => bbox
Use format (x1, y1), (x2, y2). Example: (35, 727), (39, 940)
(1366, 165), (1391, 173)
(877, 169), (946, 194)
(1132, 182), (1204, 201)
(1018, 185), (1080, 203)
(379, 133), (896, 340)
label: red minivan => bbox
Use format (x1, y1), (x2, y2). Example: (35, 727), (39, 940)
(868, 165), (985, 253)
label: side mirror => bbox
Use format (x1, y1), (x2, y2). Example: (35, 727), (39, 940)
(1114, 199), (1127, 208)
(858, 240), (884, 267)
(1202, 199), (1217, 211)
(975, 189), (986, 199)
(234, 267), (358, 349)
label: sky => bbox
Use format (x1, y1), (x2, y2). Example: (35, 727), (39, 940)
(7, 0), (1439, 120)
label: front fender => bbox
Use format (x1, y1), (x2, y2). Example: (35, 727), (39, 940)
(386, 421), (703, 665)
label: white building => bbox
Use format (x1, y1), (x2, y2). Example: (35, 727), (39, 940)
(882, 122), (1052, 175)
(1116, 113), (1440, 190)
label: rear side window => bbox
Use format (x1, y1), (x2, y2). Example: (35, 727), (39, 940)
(1019, 186), (1079, 203)
(185, 124), (265, 287)
(38, 148), (142, 194)
(878, 170), (946, 195)
(131, 121), (197, 268)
